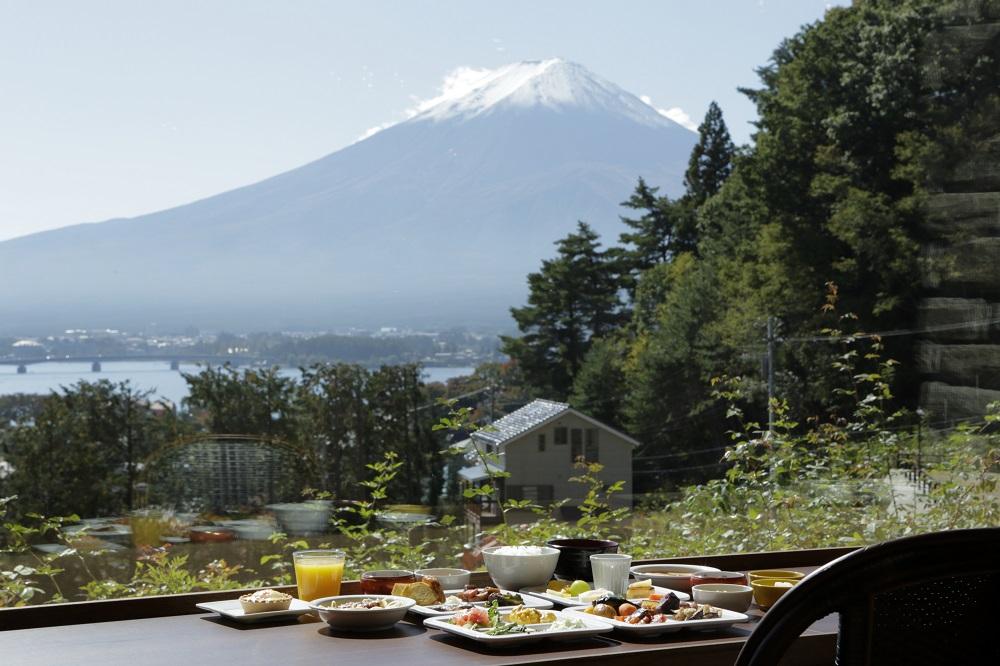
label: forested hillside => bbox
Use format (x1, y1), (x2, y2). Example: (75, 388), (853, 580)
(503, 0), (1000, 488)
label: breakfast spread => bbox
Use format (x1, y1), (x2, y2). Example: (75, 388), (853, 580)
(238, 589), (293, 613)
(209, 544), (765, 644)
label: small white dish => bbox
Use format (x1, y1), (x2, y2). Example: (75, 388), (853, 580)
(691, 583), (754, 612)
(519, 583), (689, 607)
(628, 563), (721, 593)
(408, 588), (553, 618)
(563, 605), (749, 636)
(195, 598), (311, 623)
(415, 567), (471, 589)
(423, 609), (612, 646)
(310, 594), (415, 632)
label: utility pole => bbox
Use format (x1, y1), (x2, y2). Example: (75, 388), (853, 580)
(766, 316), (777, 434)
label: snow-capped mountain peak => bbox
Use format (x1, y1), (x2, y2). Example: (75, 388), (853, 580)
(413, 58), (678, 128)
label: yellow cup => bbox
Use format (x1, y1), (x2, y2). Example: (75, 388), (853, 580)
(751, 577), (799, 609)
(293, 549), (346, 601)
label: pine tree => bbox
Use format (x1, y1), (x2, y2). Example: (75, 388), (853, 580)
(683, 101), (735, 207)
(501, 222), (624, 398)
(617, 178), (697, 295)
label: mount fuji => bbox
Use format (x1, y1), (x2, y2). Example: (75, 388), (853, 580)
(0, 59), (697, 332)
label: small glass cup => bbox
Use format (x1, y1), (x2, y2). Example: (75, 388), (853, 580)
(590, 553), (632, 596)
(293, 549), (346, 601)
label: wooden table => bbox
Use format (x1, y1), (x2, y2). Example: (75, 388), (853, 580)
(0, 549), (850, 665)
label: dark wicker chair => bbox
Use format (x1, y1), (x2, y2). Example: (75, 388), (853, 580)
(735, 528), (1000, 665)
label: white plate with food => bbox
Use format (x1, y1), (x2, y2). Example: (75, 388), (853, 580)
(196, 597), (311, 623)
(423, 606), (612, 646)
(408, 586), (553, 618)
(519, 579), (688, 607)
(564, 600), (748, 636)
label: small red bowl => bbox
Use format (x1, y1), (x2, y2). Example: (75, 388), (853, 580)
(690, 570), (748, 586)
(188, 526), (235, 543)
(360, 569), (417, 595)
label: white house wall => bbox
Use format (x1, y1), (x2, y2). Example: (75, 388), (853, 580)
(502, 412), (633, 508)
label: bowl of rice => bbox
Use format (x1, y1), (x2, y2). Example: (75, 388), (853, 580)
(482, 545), (560, 590)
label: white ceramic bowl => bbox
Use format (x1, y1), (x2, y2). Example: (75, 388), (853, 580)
(482, 545), (560, 590)
(691, 583), (753, 612)
(309, 594), (415, 632)
(415, 567), (471, 589)
(629, 563), (721, 593)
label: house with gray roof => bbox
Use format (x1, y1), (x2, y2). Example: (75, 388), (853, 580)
(458, 399), (637, 519)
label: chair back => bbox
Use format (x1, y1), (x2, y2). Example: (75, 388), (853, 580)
(735, 528), (1000, 665)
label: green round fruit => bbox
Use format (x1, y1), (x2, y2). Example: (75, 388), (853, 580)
(568, 579), (591, 596)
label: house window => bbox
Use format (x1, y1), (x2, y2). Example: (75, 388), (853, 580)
(570, 428), (582, 462)
(512, 485), (554, 501)
(538, 433), (546, 451)
(554, 426), (567, 444)
(585, 428), (599, 462)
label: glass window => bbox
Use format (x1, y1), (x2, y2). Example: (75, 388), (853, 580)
(554, 426), (567, 444)
(570, 428), (584, 461)
(538, 433), (546, 451)
(585, 429), (599, 462)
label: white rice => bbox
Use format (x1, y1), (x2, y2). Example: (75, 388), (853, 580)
(492, 545), (550, 556)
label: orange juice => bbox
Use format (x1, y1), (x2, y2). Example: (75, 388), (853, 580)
(293, 550), (345, 601)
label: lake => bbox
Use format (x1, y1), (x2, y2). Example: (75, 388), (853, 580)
(0, 361), (475, 405)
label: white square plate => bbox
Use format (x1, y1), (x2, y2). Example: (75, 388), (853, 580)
(423, 609), (612, 646)
(195, 598), (312, 623)
(562, 605), (748, 636)
(408, 588), (553, 618)
(519, 583), (689, 607)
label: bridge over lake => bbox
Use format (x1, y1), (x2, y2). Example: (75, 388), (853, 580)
(1, 355), (254, 373)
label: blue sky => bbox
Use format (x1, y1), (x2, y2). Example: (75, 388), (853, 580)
(0, 0), (846, 241)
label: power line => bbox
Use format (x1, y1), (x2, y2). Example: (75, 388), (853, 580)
(635, 444), (730, 461)
(782, 316), (1000, 344)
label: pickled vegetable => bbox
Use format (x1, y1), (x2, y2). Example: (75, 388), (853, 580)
(654, 591), (682, 615)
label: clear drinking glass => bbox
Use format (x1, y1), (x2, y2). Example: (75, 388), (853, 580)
(590, 553), (632, 596)
(293, 549), (346, 601)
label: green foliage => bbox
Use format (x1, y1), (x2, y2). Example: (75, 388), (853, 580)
(570, 337), (628, 430)
(616, 178), (697, 291)
(501, 222), (625, 399)
(2, 381), (182, 517)
(184, 365), (298, 439)
(683, 101), (735, 207)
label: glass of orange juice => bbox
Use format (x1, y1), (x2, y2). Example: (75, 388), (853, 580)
(293, 549), (346, 601)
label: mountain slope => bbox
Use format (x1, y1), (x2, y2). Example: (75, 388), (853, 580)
(0, 59), (697, 331)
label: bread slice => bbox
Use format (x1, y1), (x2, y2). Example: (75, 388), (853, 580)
(420, 575), (445, 602)
(391, 579), (444, 606)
